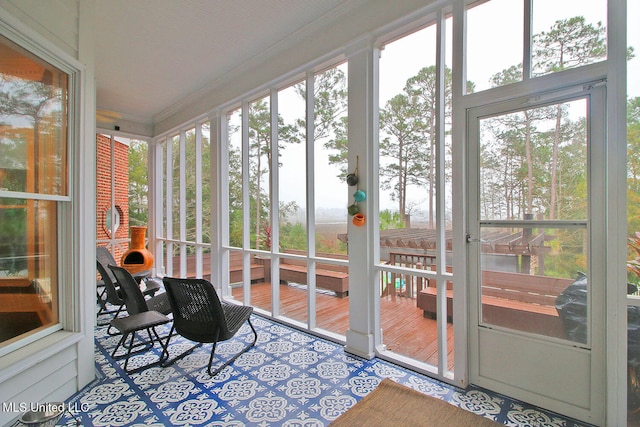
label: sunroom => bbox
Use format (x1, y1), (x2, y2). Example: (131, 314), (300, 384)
(0, 0), (636, 425)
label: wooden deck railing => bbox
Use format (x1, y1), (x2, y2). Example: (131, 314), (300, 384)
(381, 252), (435, 298)
(171, 250), (349, 296)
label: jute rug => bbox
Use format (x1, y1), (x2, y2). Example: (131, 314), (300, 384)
(329, 378), (502, 427)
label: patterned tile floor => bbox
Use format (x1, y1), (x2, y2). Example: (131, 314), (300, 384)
(51, 314), (591, 426)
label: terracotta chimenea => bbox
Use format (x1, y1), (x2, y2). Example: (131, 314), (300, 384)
(121, 226), (154, 274)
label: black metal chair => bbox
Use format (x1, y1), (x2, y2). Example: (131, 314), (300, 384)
(96, 247), (162, 328)
(161, 276), (257, 376)
(96, 259), (126, 331)
(108, 265), (172, 374)
(96, 247), (117, 319)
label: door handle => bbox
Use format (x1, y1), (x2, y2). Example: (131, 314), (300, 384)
(466, 233), (485, 243)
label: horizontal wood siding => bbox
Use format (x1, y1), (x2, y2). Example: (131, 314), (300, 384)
(0, 338), (79, 426)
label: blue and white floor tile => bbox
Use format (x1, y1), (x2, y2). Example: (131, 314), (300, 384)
(57, 315), (592, 426)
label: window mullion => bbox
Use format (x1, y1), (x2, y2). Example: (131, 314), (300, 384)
(151, 140), (164, 275)
(109, 135), (116, 250)
(179, 131), (187, 277)
(270, 91), (280, 254)
(306, 71), (317, 329)
(435, 8), (449, 378)
(241, 101), (251, 304)
(270, 89), (280, 317)
(195, 123), (203, 278)
(523, 0), (533, 80)
(165, 137), (174, 276)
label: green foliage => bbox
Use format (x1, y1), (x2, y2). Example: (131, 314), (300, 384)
(628, 97), (640, 281)
(379, 209), (405, 230)
(379, 93), (429, 218)
(227, 97), (304, 249)
(539, 228), (587, 279)
(128, 140), (149, 226)
(533, 16), (607, 75)
(296, 66), (348, 143)
(379, 67), (441, 219)
(479, 15), (606, 221)
(296, 66), (349, 178)
(249, 99), (301, 249)
(628, 232), (640, 284)
(316, 232), (347, 255)
(279, 222), (307, 251)
(228, 208), (243, 248)
(0, 201), (27, 275)
(327, 116), (349, 178)
(480, 102), (589, 221)
(378, 65), (470, 224)
(227, 67), (349, 251)
(228, 137), (244, 248)
(628, 98), (640, 204)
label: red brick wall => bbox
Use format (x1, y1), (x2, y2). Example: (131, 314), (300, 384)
(96, 134), (129, 261)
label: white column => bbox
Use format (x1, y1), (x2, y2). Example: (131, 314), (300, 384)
(210, 111), (228, 296)
(606, 0), (628, 424)
(451, 0), (469, 388)
(344, 36), (378, 359)
(149, 138), (164, 275)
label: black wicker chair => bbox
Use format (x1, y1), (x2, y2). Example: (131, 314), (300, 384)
(108, 265), (172, 373)
(96, 247), (163, 329)
(162, 276), (257, 376)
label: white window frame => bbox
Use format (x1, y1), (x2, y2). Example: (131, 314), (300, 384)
(0, 11), (87, 358)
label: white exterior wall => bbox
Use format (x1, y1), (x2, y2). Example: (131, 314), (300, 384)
(0, 1), (96, 425)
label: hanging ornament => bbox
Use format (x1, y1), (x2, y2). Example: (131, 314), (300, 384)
(346, 155), (359, 186)
(352, 213), (366, 227)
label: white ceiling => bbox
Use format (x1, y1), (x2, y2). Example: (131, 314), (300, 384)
(95, 0), (358, 127)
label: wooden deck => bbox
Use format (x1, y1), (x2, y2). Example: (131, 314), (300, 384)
(232, 282), (454, 370)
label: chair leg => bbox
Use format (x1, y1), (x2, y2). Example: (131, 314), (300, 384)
(111, 331), (137, 373)
(96, 287), (108, 310)
(97, 300), (121, 322)
(98, 304), (125, 331)
(106, 308), (125, 335)
(150, 326), (170, 366)
(159, 325), (175, 363)
(208, 319), (258, 376)
(112, 327), (168, 374)
(160, 324), (203, 368)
